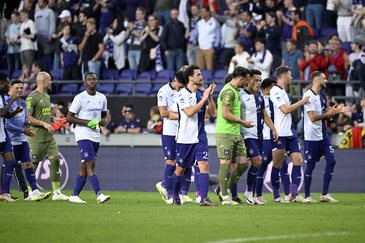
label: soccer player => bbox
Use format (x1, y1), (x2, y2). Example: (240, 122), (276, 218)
(269, 66), (309, 202)
(26, 72), (69, 201)
(67, 72), (110, 204)
(172, 64), (217, 206)
(155, 71), (188, 204)
(302, 71), (345, 203)
(255, 78), (291, 205)
(240, 70), (278, 205)
(216, 66), (254, 206)
(5, 80), (51, 201)
(0, 73), (24, 202)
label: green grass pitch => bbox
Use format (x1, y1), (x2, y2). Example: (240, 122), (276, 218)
(1, 191), (364, 243)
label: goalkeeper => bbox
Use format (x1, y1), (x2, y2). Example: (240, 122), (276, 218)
(67, 72), (110, 204)
(26, 72), (69, 201)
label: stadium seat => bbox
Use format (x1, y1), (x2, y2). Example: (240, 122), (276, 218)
(135, 71), (154, 81)
(151, 82), (165, 95)
(116, 83), (133, 95)
(119, 69), (137, 80)
(50, 69), (64, 80)
(135, 83), (152, 95)
(342, 41), (352, 54)
(101, 69), (119, 80)
(98, 83), (115, 95)
(320, 28), (338, 40)
(213, 83), (224, 96)
(155, 69), (174, 81)
(211, 78), (225, 84)
(59, 84), (78, 94)
(213, 69), (228, 80)
(201, 69), (213, 81)
(10, 70), (21, 79)
(78, 84), (86, 92)
(0, 69), (10, 75)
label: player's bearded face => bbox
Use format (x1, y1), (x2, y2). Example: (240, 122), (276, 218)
(193, 71), (203, 86)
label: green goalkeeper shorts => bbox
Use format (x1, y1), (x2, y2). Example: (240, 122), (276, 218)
(28, 137), (59, 164)
(216, 133), (247, 160)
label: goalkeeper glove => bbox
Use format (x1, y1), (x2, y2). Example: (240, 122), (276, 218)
(51, 118), (68, 130)
(87, 118), (100, 129)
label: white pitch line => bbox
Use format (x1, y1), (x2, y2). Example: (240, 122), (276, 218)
(206, 231), (352, 243)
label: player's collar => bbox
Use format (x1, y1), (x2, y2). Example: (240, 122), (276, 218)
(168, 82), (174, 91)
(185, 86), (193, 93)
(309, 88), (318, 95)
(274, 84), (283, 90)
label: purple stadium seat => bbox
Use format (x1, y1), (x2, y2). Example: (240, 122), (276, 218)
(213, 69), (228, 80)
(10, 70), (21, 79)
(135, 83), (152, 95)
(213, 83), (224, 95)
(50, 69), (64, 80)
(320, 28), (338, 40)
(0, 69), (10, 75)
(101, 69), (120, 80)
(201, 69), (213, 81)
(59, 84), (78, 94)
(155, 69), (174, 81)
(97, 83), (115, 94)
(116, 83), (133, 95)
(119, 69), (137, 80)
(211, 78), (225, 84)
(342, 41), (351, 54)
(151, 82), (165, 94)
(78, 84), (86, 92)
(136, 71), (154, 81)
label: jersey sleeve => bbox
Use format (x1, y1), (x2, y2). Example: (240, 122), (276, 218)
(26, 94), (36, 115)
(270, 87), (286, 108)
(157, 88), (168, 107)
(220, 89), (235, 107)
(102, 95), (107, 112)
(69, 95), (81, 114)
(304, 93), (315, 112)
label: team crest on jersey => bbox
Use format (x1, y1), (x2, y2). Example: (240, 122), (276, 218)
(158, 95), (163, 102)
(224, 149), (229, 155)
(249, 148), (254, 155)
(179, 158), (183, 163)
(276, 96), (281, 101)
(180, 98), (185, 104)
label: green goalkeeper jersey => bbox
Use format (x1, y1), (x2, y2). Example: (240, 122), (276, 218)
(26, 90), (52, 142)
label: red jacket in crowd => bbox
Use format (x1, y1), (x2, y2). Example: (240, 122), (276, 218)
(328, 48), (348, 80)
(298, 54), (328, 80)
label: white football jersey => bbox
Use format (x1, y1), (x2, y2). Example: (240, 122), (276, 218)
(269, 85), (293, 137)
(0, 97), (6, 142)
(303, 89), (324, 141)
(262, 95), (274, 140)
(69, 91), (107, 142)
(157, 83), (178, 136)
(175, 87), (199, 144)
(240, 89), (264, 139)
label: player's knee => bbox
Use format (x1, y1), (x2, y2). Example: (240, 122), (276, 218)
(49, 156), (60, 165)
(23, 162), (33, 169)
(166, 160), (176, 166)
(175, 166), (185, 176)
(251, 156), (262, 168)
(198, 161), (209, 173)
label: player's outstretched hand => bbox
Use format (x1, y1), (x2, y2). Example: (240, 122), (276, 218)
(87, 118), (100, 129)
(272, 129), (279, 142)
(209, 83), (216, 96)
(203, 85), (213, 100)
(336, 104), (347, 113)
(301, 96), (310, 105)
(24, 127), (35, 137)
(242, 120), (254, 128)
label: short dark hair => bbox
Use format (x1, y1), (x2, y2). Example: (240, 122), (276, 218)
(293, 10), (301, 18)
(242, 10), (252, 18)
(84, 72), (97, 81)
(175, 70), (187, 85)
(254, 38), (266, 45)
(250, 69), (262, 76)
(79, 9), (88, 18)
(275, 66), (291, 78)
(261, 78), (277, 89)
(136, 7), (146, 15)
(201, 6), (210, 12)
(286, 39), (296, 45)
(32, 61), (42, 69)
(232, 66), (250, 79)
(185, 64), (200, 80)
(310, 71), (324, 82)
(10, 80), (23, 86)
(224, 73), (233, 84)
(0, 73), (9, 83)
(235, 41), (245, 50)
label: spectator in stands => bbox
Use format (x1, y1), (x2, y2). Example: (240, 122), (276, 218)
(93, 0), (115, 35)
(5, 11), (21, 75)
(79, 17), (104, 78)
(282, 39), (303, 80)
(101, 109), (116, 137)
(252, 0), (282, 15)
(351, 0), (365, 38)
(138, 14), (163, 73)
(115, 105), (142, 134)
(333, 0), (353, 42)
(60, 24), (80, 80)
(291, 9), (314, 51)
(186, 4), (201, 65)
(276, 0), (296, 42)
(103, 17), (128, 71)
(189, 7), (221, 71)
(305, 0), (325, 34)
(228, 42), (250, 74)
(238, 10), (257, 54)
(154, 0), (175, 26)
(74, 10), (88, 43)
(34, 0), (56, 71)
(209, 0), (240, 69)
(345, 36), (365, 104)
(161, 8), (186, 71)
(146, 106), (162, 134)
(51, 9), (73, 71)
(126, 7), (147, 70)
(19, 9), (37, 70)
(19, 64), (31, 82)
(298, 40), (328, 80)
(247, 38), (273, 79)
(324, 35), (348, 96)
(261, 12), (282, 74)
(338, 103), (364, 130)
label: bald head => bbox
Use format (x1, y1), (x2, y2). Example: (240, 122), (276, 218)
(36, 71), (51, 83)
(36, 71), (52, 92)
